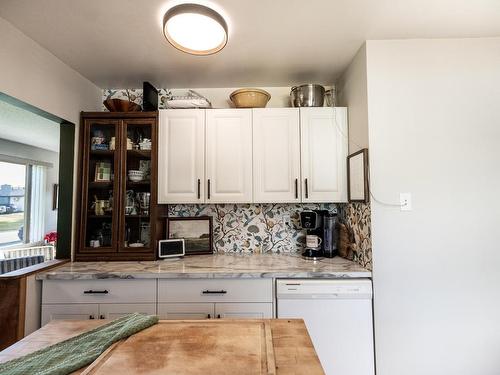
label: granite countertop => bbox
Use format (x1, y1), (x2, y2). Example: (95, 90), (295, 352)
(36, 254), (371, 280)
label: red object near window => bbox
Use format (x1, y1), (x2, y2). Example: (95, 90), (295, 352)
(44, 231), (58, 243)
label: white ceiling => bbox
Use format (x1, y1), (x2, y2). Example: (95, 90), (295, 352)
(0, 99), (60, 152)
(1, 0), (500, 88)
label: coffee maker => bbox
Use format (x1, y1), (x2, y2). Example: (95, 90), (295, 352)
(300, 210), (339, 259)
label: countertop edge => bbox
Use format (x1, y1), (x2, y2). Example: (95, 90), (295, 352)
(1, 259), (69, 280)
(36, 271), (371, 280)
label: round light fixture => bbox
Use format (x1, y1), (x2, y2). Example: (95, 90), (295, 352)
(163, 3), (228, 55)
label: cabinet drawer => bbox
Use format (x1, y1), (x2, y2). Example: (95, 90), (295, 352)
(215, 303), (274, 319)
(158, 279), (273, 303)
(158, 303), (214, 320)
(41, 304), (99, 326)
(99, 303), (157, 319)
(42, 279), (156, 304)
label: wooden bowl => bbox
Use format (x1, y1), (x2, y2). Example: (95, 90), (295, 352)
(103, 99), (142, 112)
(230, 88), (271, 108)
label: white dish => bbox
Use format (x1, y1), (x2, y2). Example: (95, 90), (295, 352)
(128, 170), (144, 175)
(129, 242), (144, 248)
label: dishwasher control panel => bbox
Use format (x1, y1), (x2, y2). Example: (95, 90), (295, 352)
(276, 279), (372, 299)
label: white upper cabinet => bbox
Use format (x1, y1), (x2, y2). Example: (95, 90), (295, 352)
(205, 109), (253, 203)
(158, 109), (205, 203)
(300, 107), (348, 202)
(252, 108), (301, 203)
(157, 107), (347, 204)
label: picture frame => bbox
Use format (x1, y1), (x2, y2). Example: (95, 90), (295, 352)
(347, 148), (370, 203)
(166, 216), (213, 255)
(94, 161), (112, 182)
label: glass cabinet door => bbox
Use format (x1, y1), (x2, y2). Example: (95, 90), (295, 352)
(119, 119), (156, 252)
(80, 119), (120, 252)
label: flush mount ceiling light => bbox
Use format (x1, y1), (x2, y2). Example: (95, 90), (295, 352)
(163, 3), (228, 55)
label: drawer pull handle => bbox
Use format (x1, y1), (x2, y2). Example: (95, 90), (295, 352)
(202, 290), (227, 294)
(83, 290), (109, 294)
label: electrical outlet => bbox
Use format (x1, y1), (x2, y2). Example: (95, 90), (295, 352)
(400, 193), (412, 211)
(283, 214), (291, 226)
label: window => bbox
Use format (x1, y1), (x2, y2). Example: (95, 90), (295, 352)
(0, 160), (46, 248)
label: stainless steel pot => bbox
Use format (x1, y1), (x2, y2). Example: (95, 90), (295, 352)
(290, 84), (325, 107)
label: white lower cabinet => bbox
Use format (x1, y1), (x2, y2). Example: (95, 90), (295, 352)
(157, 302), (273, 320)
(98, 303), (157, 320)
(158, 279), (272, 303)
(41, 304), (99, 325)
(158, 279), (275, 319)
(215, 303), (273, 319)
(158, 303), (214, 320)
(41, 278), (275, 325)
(42, 279), (156, 304)
(41, 303), (156, 325)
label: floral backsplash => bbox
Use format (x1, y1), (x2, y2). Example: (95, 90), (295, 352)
(168, 203), (338, 254)
(340, 202), (372, 270)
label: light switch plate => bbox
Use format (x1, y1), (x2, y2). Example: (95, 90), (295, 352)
(400, 193), (412, 211)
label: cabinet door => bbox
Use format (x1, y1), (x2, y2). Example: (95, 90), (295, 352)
(206, 109), (253, 203)
(300, 107), (348, 202)
(215, 303), (273, 319)
(41, 304), (99, 326)
(98, 303), (156, 319)
(158, 303), (214, 320)
(158, 110), (205, 204)
(79, 119), (121, 254)
(253, 108), (301, 203)
(120, 118), (157, 253)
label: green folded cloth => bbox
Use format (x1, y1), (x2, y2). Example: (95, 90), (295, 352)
(0, 312), (159, 375)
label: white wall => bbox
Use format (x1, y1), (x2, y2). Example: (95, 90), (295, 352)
(0, 139), (59, 236)
(0, 17), (101, 124)
(366, 38), (500, 375)
(336, 44), (369, 153)
(0, 16), (102, 257)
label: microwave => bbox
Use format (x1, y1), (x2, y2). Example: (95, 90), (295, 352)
(158, 239), (185, 258)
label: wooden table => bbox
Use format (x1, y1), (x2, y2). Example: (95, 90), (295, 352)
(0, 319), (324, 375)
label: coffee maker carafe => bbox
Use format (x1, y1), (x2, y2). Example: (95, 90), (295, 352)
(322, 212), (339, 258)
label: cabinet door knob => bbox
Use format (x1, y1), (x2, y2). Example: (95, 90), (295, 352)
(217, 314), (221, 319)
(207, 179), (211, 199)
(89, 315), (95, 320)
(207, 314), (211, 319)
(100, 315), (105, 320)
